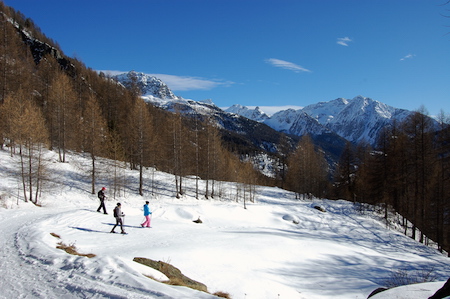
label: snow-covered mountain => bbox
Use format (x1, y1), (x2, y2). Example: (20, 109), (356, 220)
(301, 96), (413, 145)
(264, 109), (332, 136)
(226, 104), (270, 122)
(228, 96), (424, 146)
(113, 71), (178, 100)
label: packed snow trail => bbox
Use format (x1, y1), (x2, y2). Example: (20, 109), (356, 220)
(0, 206), (218, 299)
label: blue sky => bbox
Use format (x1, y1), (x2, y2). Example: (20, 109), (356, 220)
(4, 0), (450, 116)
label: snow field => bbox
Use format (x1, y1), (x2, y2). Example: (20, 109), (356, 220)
(1, 149), (450, 298)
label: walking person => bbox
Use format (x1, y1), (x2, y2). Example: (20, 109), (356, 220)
(141, 201), (152, 228)
(111, 203), (126, 234)
(97, 187), (108, 214)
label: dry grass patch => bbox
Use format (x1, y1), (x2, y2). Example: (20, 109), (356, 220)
(213, 291), (231, 298)
(50, 232), (61, 239)
(51, 232), (96, 258)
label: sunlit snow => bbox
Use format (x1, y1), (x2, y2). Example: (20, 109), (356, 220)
(0, 148), (449, 299)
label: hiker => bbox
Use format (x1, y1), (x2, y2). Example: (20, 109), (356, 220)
(141, 201), (152, 228)
(97, 187), (107, 214)
(111, 203), (126, 234)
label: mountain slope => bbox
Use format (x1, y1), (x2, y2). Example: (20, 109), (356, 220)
(113, 71), (299, 155)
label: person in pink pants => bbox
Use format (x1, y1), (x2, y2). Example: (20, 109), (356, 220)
(141, 201), (152, 228)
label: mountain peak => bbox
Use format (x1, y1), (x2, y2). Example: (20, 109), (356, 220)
(225, 104), (270, 122)
(113, 71), (177, 100)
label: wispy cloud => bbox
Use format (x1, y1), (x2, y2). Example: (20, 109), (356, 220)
(99, 70), (124, 76)
(99, 70), (233, 91)
(149, 74), (233, 91)
(400, 54), (416, 61)
(337, 37), (352, 46)
(248, 105), (304, 116)
(265, 58), (311, 73)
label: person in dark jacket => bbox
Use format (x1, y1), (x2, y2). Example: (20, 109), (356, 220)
(97, 187), (107, 214)
(111, 203), (126, 234)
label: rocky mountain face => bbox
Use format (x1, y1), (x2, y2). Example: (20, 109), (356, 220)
(112, 71), (178, 100)
(301, 96), (413, 145)
(4, 11), (75, 74)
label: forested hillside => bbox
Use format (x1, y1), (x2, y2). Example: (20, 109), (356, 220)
(333, 111), (450, 255)
(0, 2), (268, 202)
(1, 1), (450, 255)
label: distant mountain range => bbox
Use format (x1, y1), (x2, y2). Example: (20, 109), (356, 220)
(113, 71), (434, 155)
(226, 96), (416, 146)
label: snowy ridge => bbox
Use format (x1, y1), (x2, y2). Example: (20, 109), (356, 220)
(233, 96), (419, 145)
(226, 104), (270, 122)
(303, 96), (412, 144)
(265, 109), (331, 136)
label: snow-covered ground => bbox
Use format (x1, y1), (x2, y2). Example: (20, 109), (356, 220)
(1, 148), (449, 299)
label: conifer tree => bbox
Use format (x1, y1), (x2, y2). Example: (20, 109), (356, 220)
(124, 99), (153, 196)
(0, 10), (24, 103)
(333, 142), (357, 201)
(81, 93), (109, 194)
(287, 135), (328, 199)
(401, 108), (434, 242)
(0, 89), (49, 204)
(434, 111), (450, 252)
(48, 71), (79, 162)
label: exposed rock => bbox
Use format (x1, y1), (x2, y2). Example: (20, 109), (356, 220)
(367, 287), (387, 298)
(193, 217), (202, 224)
(133, 257), (207, 292)
(428, 277), (450, 299)
(314, 206), (326, 212)
(18, 31), (75, 75)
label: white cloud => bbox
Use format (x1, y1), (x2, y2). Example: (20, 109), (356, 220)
(265, 58), (311, 73)
(337, 37), (352, 46)
(248, 105), (304, 116)
(400, 54), (415, 61)
(98, 70), (233, 91)
(99, 70), (125, 76)
(149, 74), (233, 91)
(220, 105), (304, 116)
